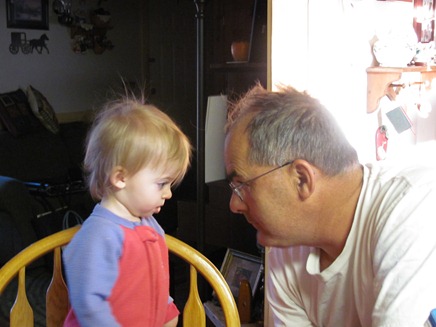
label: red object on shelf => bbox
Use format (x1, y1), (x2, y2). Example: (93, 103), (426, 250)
(376, 125), (389, 161)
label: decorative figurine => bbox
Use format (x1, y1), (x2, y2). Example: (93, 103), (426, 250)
(9, 32), (49, 55)
(30, 34), (49, 54)
(9, 32), (31, 54)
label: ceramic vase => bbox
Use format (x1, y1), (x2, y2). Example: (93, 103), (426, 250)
(231, 41), (249, 62)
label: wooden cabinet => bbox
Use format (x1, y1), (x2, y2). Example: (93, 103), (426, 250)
(175, 0), (267, 256)
(209, 62), (267, 100)
(205, 0), (267, 98)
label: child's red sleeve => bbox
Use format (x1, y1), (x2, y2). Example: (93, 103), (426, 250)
(165, 302), (180, 323)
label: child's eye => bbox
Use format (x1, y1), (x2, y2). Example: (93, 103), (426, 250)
(157, 181), (170, 189)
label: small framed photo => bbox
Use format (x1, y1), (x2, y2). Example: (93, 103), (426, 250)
(220, 249), (262, 298)
(6, 0), (49, 30)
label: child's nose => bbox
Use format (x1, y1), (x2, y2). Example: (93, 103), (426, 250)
(162, 187), (172, 200)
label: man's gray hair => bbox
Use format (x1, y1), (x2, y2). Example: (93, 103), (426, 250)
(226, 84), (358, 176)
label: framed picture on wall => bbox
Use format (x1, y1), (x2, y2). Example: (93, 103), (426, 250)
(6, 0), (49, 30)
(219, 249), (262, 299)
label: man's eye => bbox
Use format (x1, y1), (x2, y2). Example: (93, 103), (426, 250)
(231, 179), (244, 187)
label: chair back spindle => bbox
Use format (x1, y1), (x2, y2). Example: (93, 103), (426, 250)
(183, 265), (206, 326)
(10, 268), (33, 327)
(46, 247), (70, 327)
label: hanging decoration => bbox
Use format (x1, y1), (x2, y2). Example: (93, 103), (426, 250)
(372, 71), (434, 161)
(53, 0), (74, 25)
(375, 125), (389, 161)
(52, 0), (114, 54)
(9, 32), (49, 55)
(30, 34), (50, 54)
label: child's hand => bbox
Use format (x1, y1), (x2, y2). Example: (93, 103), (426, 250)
(163, 316), (178, 327)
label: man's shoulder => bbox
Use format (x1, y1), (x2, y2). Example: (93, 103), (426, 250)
(365, 161), (436, 187)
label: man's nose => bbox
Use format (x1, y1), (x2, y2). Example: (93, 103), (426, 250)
(229, 192), (246, 214)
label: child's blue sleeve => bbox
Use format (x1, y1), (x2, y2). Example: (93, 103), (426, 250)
(63, 217), (124, 327)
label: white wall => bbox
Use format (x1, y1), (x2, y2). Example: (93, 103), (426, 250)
(271, 0), (436, 163)
(0, 0), (142, 120)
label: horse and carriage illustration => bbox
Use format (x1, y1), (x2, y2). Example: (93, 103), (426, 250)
(9, 32), (49, 54)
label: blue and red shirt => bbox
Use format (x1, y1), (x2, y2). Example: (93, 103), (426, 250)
(63, 204), (179, 326)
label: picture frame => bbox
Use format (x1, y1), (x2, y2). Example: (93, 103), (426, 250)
(219, 249), (262, 299)
(6, 0), (49, 30)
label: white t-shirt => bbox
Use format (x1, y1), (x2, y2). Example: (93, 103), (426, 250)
(266, 162), (436, 327)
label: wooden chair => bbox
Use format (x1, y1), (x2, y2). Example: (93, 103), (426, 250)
(0, 225), (240, 327)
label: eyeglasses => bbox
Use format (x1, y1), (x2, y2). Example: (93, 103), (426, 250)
(229, 161), (294, 202)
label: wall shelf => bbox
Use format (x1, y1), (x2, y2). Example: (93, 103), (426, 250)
(210, 62), (267, 72)
(209, 62), (267, 99)
(367, 65), (436, 113)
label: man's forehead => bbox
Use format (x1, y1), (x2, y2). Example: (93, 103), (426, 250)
(224, 114), (253, 177)
(225, 140), (251, 179)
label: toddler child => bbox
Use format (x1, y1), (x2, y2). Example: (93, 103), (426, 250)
(63, 96), (192, 327)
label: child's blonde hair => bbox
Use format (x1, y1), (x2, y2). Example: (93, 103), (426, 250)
(84, 97), (192, 200)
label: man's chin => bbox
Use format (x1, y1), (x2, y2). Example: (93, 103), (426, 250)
(256, 231), (269, 247)
(257, 231), (289, 248)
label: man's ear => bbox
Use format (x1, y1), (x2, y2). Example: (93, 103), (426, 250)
(110, 166), (128, 189)
(293, 160), (316, 201)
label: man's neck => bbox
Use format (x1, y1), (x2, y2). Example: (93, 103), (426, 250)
(318, 165), (364, 270)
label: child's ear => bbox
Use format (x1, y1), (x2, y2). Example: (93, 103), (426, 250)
(110, 166), (127, 189)
(294, 160), (316, 201)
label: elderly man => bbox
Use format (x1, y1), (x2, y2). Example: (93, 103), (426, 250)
(224, 84), (436, 326)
